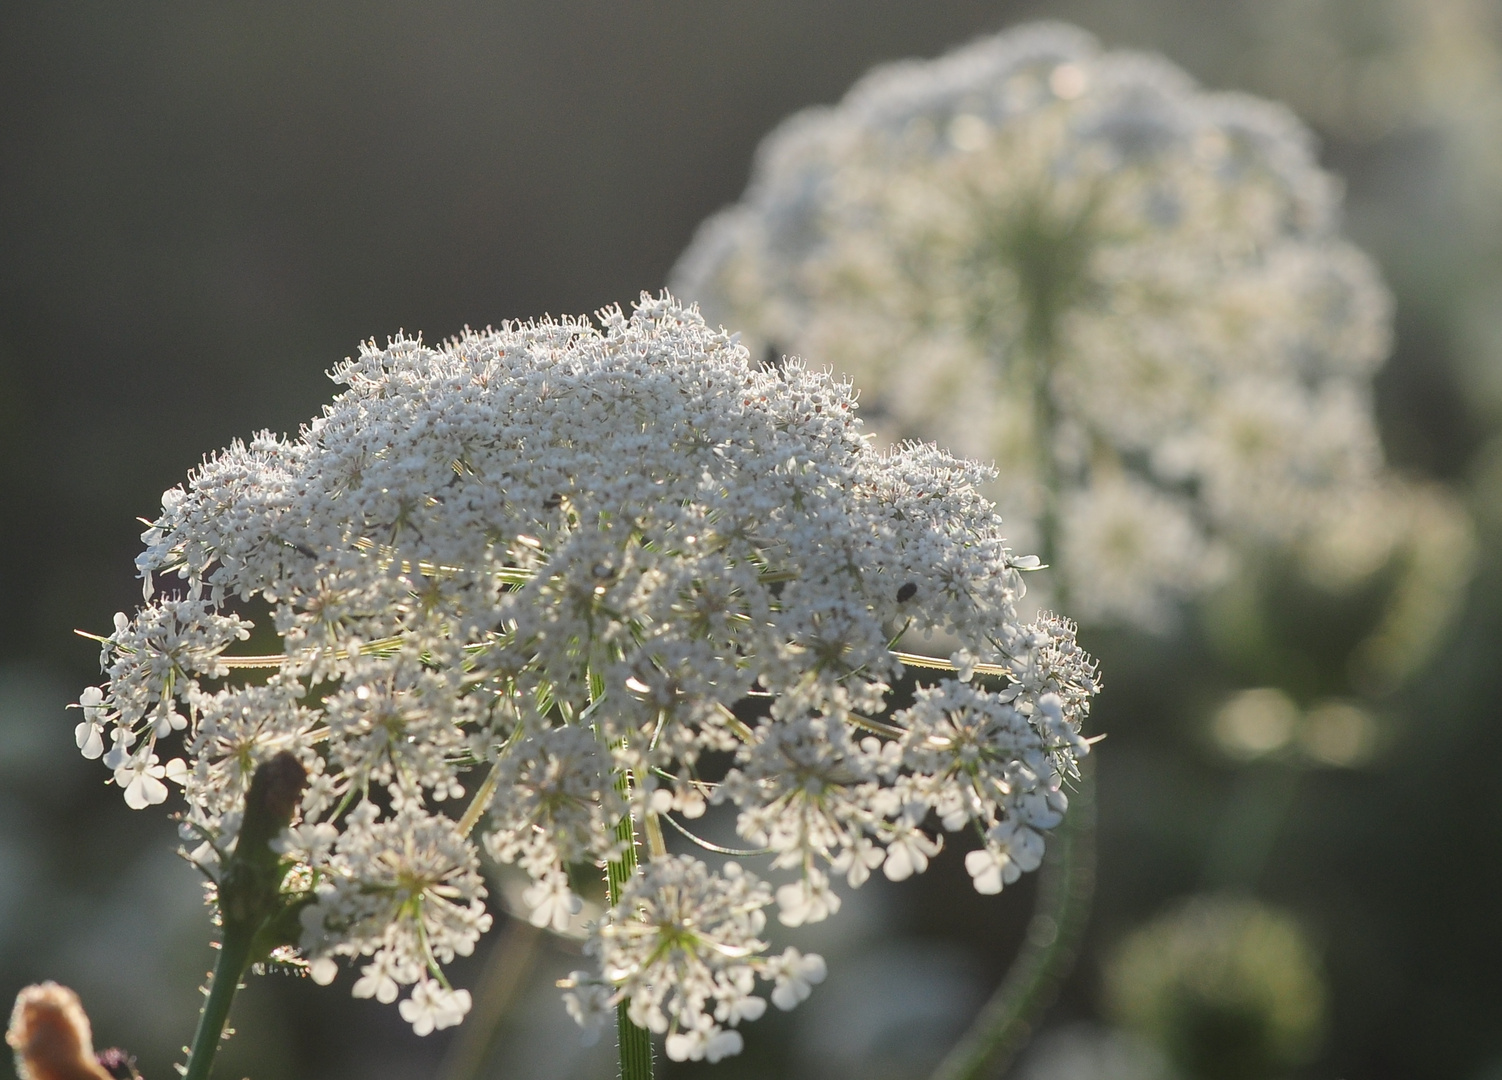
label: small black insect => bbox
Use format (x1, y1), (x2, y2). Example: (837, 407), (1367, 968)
(896, 582), (918, 603)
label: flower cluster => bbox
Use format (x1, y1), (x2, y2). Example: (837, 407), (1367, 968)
(672, 23), (1394, 627)
(79, 296), (1099, 1056)
(563, 857), (828, 1063)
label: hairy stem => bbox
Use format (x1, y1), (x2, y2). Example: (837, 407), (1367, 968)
(929, 757), (1097, 1080)
(606, 771), (655, 1080)
(183, 753), (308, 1080)
(183, 928), (252, 1080)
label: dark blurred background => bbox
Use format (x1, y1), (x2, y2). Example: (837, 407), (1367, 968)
(2, 3), (1500, 1079)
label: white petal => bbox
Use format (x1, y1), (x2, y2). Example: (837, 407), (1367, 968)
(310, 957), (339, 986)
(124, 772), (167, 810)
(400, 997), (436, 1037)
(883, 844), (915, 881)
(76, 723), (104, 759)
(965, 849), (1004, 895)
(732, 996), (766, 1023)
(799, 953), (827, 985)
(706, 1029), (743, 1062)
(665, 1033), (695, 1062)
(771, 982), (802, 1011)
(102, 739), (129, 771)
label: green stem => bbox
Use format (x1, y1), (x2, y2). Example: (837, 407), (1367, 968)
(1200, 762), (1300, 891)
(183, 753), (308, 1080)
(606, 770), (655, 1080)
(929, 757), (1097, 1080)
(926, 317), (1100, 1077)
(183, 927), (253, 1080)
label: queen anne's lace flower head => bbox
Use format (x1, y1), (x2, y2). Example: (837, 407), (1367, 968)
(79, 296), (1099, 1057)
(672, 23), (1395, 628)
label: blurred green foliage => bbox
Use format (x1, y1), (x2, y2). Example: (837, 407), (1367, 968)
(1105, 896), (1325, 1080)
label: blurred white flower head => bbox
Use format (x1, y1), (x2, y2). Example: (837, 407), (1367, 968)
(78, 296), (1099, 1057)
(673, 23), (1397, 628)
(1104, 894), (1326, 1077)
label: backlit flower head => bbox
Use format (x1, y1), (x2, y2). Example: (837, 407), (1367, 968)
(79, 295), (1099, 1055)
(672, 24), (1395, 627)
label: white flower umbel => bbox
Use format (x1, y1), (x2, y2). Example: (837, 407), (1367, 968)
(579, 857), (777, 1061)
(672, 23), (1393, 627)
(78, 295), (1098, 1056)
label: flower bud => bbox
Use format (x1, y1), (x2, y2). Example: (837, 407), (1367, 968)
(6, 983), (113, 1080)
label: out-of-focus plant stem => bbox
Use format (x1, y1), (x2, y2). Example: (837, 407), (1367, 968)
(929, 755), (1097, 1080)
(1201, 761), (1301, 890)
(435, 917), (543, 1080)
(929, 337), (1101, 1080)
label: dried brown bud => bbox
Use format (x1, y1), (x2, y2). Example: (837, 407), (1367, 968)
(238, 751), (307, 850)
(6, 983), (113, 1080)
(220, 751), (310, 935)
